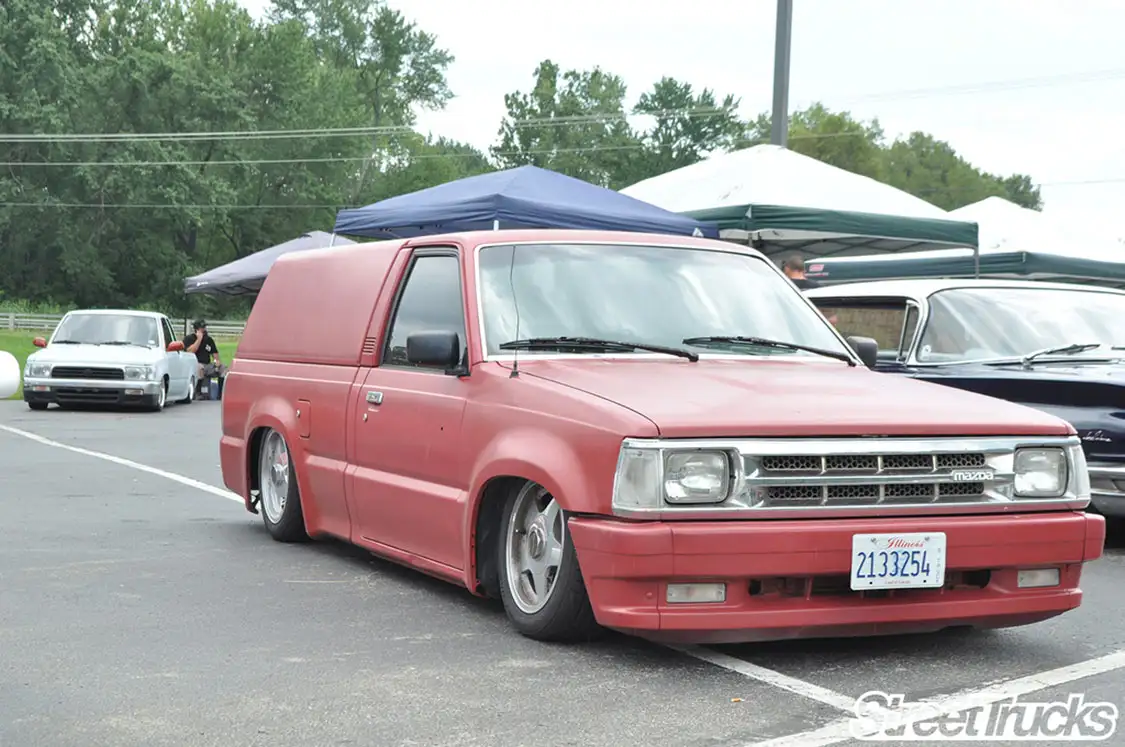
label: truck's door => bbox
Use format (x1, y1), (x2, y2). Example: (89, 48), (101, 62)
(347, 245), (471, 572)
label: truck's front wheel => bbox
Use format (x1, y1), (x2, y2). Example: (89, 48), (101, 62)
(497, 480), (600, 642)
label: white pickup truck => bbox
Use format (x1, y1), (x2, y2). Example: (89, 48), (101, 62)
(22, 309), (198, 411)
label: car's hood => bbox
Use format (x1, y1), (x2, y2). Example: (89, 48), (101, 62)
(915, 361), (1125, 464)
(516, 358), (1075, 438)
(29, 343), (163, 367)
(922, 359), (1125, 385)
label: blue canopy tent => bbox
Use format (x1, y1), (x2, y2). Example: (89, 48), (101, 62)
(333, 165), (719, 239)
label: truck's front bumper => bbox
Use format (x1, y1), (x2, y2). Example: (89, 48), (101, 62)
(1088, 463), (1125, 518)
(23, 377), (162, 407)
(567, 511), (1105, 645)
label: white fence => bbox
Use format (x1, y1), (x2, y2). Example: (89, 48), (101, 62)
(1, 312), (246, 337)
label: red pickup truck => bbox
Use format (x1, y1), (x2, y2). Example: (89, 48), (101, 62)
(219, 229), (1105, 644)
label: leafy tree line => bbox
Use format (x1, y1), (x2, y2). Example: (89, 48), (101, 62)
(0, 0), (1040, 316)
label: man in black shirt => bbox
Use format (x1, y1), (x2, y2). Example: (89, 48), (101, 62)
(781, 253), (820, 290)
(780, 253), (837, 326)
(183, 319), (225, 397)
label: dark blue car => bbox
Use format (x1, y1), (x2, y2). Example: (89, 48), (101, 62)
(805, 278), (1125, 521)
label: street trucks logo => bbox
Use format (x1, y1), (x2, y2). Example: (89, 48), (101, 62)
(850, 691), (1119, 741)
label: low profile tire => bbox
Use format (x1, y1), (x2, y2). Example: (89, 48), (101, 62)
(27, 402), (48, 411)
(496, 480), (601, 642)
(147, 379), (167, 412)
(177, 376), (195, 405)
(257, 429), (308, 542)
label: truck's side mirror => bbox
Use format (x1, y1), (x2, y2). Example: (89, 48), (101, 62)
(406, 331), (462, 371)
(33, 337), (47, 348)
(167, 341), (185, 352)
(846, 335), (879, 368)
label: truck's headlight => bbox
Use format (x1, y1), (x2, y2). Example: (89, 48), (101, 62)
(664, 451), (731, 503)
(124, 366), (154, 380)
(612, 444), (735, 511)
(1014, 447), (1067, 497)
(25, 362), (51, 378)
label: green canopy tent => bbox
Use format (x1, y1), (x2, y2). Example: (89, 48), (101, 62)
(619, 144), (979, 264)
(803, 248), (1125, 289)
(804, 196), (1125, 289)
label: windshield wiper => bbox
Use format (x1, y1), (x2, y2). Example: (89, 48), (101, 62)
(98, 340), (148, 347)
(1020, 342), (1103, 368)
(51, 339), (81, 344)
(499, 336), (699, 362)
(682, 335), (856, 366)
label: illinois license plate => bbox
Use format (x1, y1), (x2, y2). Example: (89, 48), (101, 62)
(850, 532), (946, 590)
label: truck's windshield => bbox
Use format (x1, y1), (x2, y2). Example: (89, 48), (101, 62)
(51, 313), (160, 347)
(917, 287), (1125, 363)
(476, 242), (850, 359)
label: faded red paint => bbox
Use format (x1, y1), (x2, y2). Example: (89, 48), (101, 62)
(219, 228), (1104, 643)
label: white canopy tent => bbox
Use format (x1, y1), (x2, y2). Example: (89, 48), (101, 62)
(619, 144), (979, 261)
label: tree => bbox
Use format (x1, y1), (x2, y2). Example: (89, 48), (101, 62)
(491, 60), (641, 189)
(627, 77), (745, 184)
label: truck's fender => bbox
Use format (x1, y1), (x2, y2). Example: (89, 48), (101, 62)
(461, 426), (612, 591)
(244, 395), (324, 536)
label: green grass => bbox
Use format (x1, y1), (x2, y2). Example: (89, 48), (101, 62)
(0, 330), (241, 401)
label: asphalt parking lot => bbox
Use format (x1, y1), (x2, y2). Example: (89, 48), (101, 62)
(2, 400), (1123, 747)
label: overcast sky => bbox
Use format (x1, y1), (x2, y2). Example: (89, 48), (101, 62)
(240, 0), (1125, 237)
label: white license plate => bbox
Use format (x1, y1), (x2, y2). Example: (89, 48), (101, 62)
(850, 532), (947, 590)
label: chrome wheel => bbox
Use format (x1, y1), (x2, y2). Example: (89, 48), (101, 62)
(504, 482), (564, 614)
(156, 381), (166, 409)
(259, 430), (290, 524)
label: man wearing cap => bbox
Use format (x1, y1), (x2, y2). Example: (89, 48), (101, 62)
(183, 319), (225, 398)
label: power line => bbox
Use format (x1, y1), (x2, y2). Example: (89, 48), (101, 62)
(2, 66), (1123, 145)
(0, 128), (1019, 168)
(2, 176), (1120, 210)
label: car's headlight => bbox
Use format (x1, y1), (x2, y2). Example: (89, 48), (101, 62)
(612, 443), (735, 510)
(124, 366), (155, 380)
(1013, 447), (1067, 497)
(24, 362), (51, 378)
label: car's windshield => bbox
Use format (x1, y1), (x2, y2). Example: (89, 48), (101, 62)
(51, 313), (160, 347)
(916, 287), (1125, 362)
(476, 242), (850, 359)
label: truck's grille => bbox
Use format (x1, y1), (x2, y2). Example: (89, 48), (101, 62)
(51, 366), (125, 380)
(760, 452), (987, 473)
(744, 449), (1004, 508)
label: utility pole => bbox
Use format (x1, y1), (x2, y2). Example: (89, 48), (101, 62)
(770, 0), (793, 146)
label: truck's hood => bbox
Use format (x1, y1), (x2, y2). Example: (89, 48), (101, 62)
(518, 358), (1075, 438)
(29, 343), (163, 367)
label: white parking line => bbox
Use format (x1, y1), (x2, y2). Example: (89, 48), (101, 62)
(0, 423), (243, 504)
(749, 648), (1125, 747)
(671, 645), (856, 712)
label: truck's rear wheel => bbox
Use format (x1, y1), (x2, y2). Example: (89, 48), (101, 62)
(497, 480), (600, 641)
(258, 429), (308, 542)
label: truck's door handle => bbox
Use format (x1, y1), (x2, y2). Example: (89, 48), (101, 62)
(366, 390), (383, 405)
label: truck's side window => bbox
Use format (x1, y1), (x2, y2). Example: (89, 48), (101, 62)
(161, 317), (176, 349)
(383, 253), (466, 369)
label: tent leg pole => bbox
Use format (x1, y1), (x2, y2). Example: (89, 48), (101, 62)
(974, 247), (980, 278)
(493, 220), (499, 230)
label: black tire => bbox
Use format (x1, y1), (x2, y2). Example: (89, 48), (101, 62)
(496, 481), (601, 642)
(257, 429), (309, 543)
(146, 379), (168, 412)
(27, 402), (48, 411)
